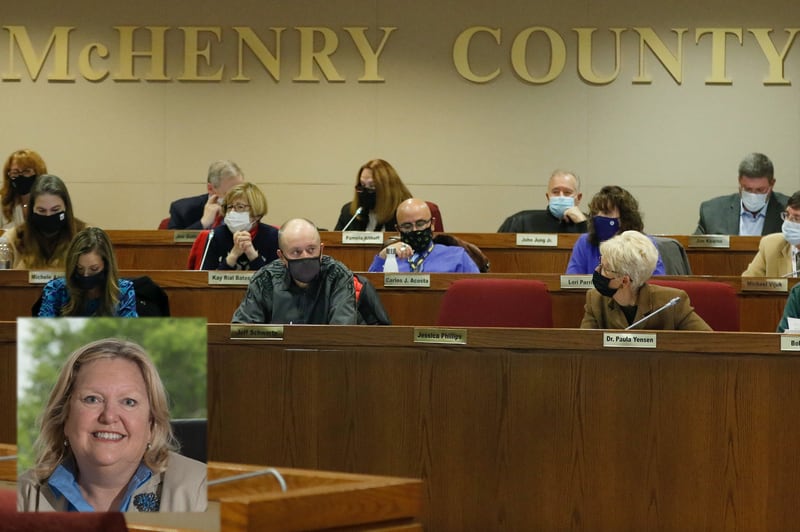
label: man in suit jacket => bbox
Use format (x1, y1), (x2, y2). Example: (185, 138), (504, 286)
(695, 152), (788, 235)
(167, 160), (244, 230)
(742, 190), (800, 277)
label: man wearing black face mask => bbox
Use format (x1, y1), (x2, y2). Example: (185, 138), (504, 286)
(232, 218), (357, 324)
(368, 199), (480, 273)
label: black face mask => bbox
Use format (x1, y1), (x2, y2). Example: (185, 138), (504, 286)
(286, 256), (321, 284)
(592, 269), (619, 297)
(72, 270), (107, 290)
(357, 189), (377, 211)
(400, 227), (433, 254)
(10, 174), (37, 195)
(30, 211), (67, 234)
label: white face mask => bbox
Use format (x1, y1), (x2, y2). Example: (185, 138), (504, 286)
(741, 190), (768, 212)
(782, 219), (800, 246)
(224, 211), (252, 233)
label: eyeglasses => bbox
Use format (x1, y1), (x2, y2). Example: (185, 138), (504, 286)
(7, 168), (36, 178)
(596, 262), (622, 277)
(355, 185), (376, 193)
(397, 218), (432, 232)
(226, 203), (250, 213)
(781, 211), (800, 223)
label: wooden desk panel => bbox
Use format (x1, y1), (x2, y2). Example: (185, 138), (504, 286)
(204, 325), (800, 531)
(0, 271), (794, 331)
(104, 230), (763, 276)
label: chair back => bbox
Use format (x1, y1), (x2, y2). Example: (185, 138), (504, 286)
(436, 278), (553, 327)
(649, 279), (739, 331)
(1, 488), (127, 530)
(186, 230), (212, 270)
(171, 418), (207, 463)
(652, 236), (692, 275)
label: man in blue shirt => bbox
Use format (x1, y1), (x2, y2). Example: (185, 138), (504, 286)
(695, 152), (788, 235)
(368, 198), (480, 273)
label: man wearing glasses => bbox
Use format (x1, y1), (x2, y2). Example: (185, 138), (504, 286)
(167, 160), (244, 230)
(743, 191), (800, 277)
(695, 152), (788, 235)
(368, 198), (480, 273)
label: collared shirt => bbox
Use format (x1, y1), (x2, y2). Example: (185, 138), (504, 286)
(739, 200), (768, 236)
(48, 457), (152, 511)
(368, 243), (480, 273)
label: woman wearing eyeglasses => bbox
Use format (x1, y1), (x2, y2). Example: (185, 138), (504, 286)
(198, 182), (279, 270)
(581, 230), (710, 330)
(334, 159), (445, 232)
(0, 149), (48, 230)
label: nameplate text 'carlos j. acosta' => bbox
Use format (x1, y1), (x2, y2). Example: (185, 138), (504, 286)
(1, 25), (798, 86)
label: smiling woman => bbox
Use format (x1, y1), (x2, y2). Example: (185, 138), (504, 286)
(17, 338), (207, 512)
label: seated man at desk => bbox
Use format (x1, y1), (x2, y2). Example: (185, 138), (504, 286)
(232, 218), (357, 324)
(167, 160), (245, 230)
(695, 152), (788, 235)
(580, 230), (711, 331)
(743, 191), (800, 278)
(368, 198), (480, 273)
(497, 169), (587, 233)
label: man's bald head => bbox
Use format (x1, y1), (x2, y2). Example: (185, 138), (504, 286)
(396, 198), (432, 230)
(278, 218), (321, 257)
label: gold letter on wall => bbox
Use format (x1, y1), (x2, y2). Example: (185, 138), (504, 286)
(695, 28), (743, 85)
(633, 28), (687, 84)
(113, 26), (169, 81)
(344, 27), (396, 82)
(178, 26), (223, 81)
(78, 43), (110, 81)
(294, 27), (344, 82)
(452, 26), (501, 83)
(511, 27), (566, 84)
(574, 27), (624, 85)
(3, 26), (74, 81)
(748, 28), (800, 85)
(233, 27), (284, 81)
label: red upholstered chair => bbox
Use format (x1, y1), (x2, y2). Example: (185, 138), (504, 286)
(0, 488), (127, 531)
(436, 279), (553, 327)
(158, 216), (171, 229)
(426, 201), (445, 232)
(649, 279), (739, 331)
(186, 229), (212, 269)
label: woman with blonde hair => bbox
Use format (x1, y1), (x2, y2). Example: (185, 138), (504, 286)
(18, 338), (206, 512)
(2, 174), (86, 269)
(334, 158), (445, 231)
(38, 227), (137, 317)
(0, 148), (47, 229)
(197, 182), (279, 270)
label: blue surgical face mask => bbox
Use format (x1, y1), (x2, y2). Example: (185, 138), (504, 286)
(782, 220), (800, 246)
(548, 196), (575, 219)
(741, 190), (768, 212)
(593, 215), (620, 242)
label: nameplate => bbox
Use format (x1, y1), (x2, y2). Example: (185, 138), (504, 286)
(341, 231), (384, 244)
(384, 273), (431, 287)
(741, 278), (788, 292)
(603, 332), (657, 348)
(173, 230), (201, 243)
(414, 327), (467, 345)
(230, 324), (284, 340)
(560, 275), (593, 289)
(516, 233), (558, 247)
(208, 271), (255, 285)
(28, 271), (62, 284)
(687, 235), (730, 248)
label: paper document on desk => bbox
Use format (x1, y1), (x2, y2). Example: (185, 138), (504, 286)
(786, 317), (800, 333)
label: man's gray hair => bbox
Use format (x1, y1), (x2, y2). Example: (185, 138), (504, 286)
(207, 160), (243, 187)
(738, 153), (774, 181)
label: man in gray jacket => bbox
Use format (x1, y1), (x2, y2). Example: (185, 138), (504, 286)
(232, 218), (357, 324)
(695, 152), (788, 235)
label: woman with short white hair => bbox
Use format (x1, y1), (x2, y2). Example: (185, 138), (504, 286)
(580, 230), (711, 330)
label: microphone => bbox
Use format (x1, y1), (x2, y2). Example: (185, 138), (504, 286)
(624, 296), (681, 330)
(782, 270), (800, 278)
(341, 206), (364, 231)
(198, 230), (214, 270)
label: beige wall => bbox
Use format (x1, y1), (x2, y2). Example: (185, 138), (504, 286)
(1, 0), (799, 233)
